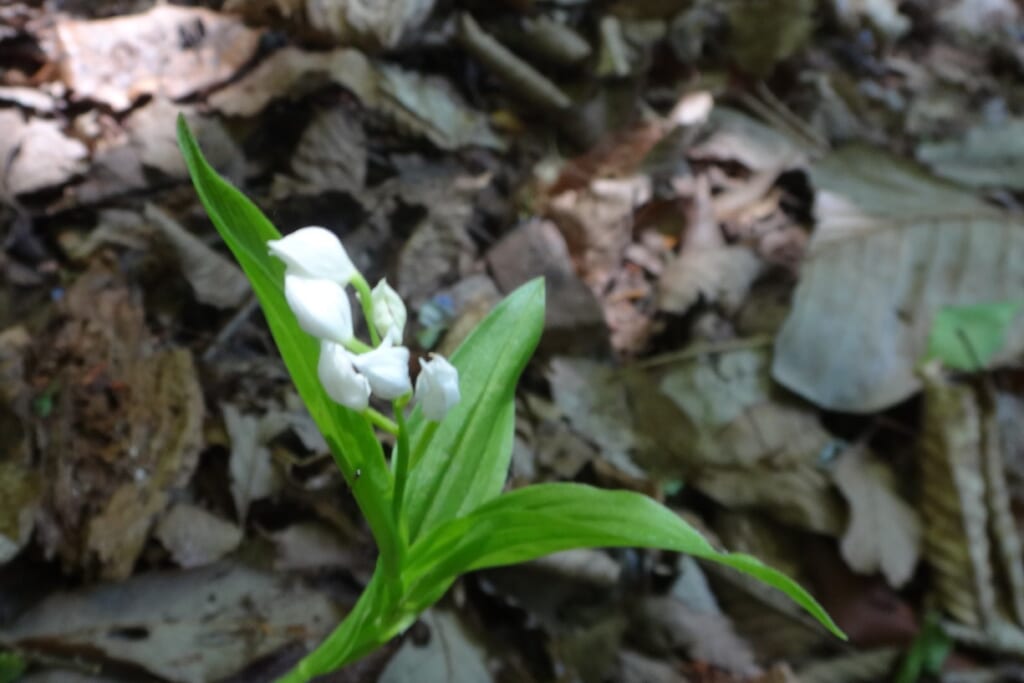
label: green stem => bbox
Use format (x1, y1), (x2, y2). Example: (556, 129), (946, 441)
(391, 397), (412, 541)
(365, 408), (399, 435)
(351, 275), (381, 347)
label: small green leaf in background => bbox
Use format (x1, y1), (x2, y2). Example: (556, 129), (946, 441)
(894, 613), (951, 683)
(0, 651), (25, 683)
(926, 300), (1023, 371)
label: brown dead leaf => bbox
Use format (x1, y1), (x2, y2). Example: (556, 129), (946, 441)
(56, 5), (262, 111)
(0, 561), (339, 683)
(0, 110), (88, 196)
(155, 503), (243, 569)
(727, 0), (813, 77)
(33, 267), (204, 579)
(378, 609), (493, 683)
(919, 373), (998, 628)
(832, 445), (921, 588)
(617, 650), (689, 683)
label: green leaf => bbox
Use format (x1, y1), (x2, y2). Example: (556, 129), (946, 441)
(927, 300), (1024, 371)
(402, 279), (545, 542)
(402, 483), (846, 640)
(894, 613), (951, 683)
(0, 652), (24, 683)
(175, 116), (400, 567)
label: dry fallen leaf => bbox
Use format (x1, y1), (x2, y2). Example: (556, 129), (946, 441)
(773, 145), (1024, 412)
(272, 105), (367, 199)
(0, 110), (88, 196)
(917, 118), (1024, 190)
(223, 404), (284, 523)
(155, 503), (243, 569)
(377, 609), (493, 683)
(56, 5), (262, 111)
(0, 562), (338, 683)
(832, 445), (921, 588)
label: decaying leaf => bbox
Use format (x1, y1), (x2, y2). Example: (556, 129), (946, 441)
(377, 609), (493, 683)
(223, 404), (284, 523)
(636, 558), (759, 676)
(33, 268), (205, 579)
(0, 110), (88, 196)
(56, 5), (262, 111)
(0, 562), (339, 683)
(919, 374), (998, 628)
(545, 357), (642, 476)
(155, 503), (243, 569)
(832, 445), (921, 588)
(272, 105), (367, 199)
(917, 118), (1024, 191)
(640, 348), (844, 535)
(773, 145), (1024, 412)
(691, 108), (809, 174)
(144, 204), (250, 309)
(269, 522), (359, 572)
(0, 460), (39, 566)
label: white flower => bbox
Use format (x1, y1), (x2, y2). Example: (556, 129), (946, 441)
(268, 226), (357, 284)
(415, 355), (460, 421)
(370, 279), (406, 344)
(351, 339), (411, 400)
(318, 341), (371, 410)
(284, 274), (353, 343)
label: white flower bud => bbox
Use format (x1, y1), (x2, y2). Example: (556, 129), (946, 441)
(268, 226), (358, 284)
(351, 340), (411, 400)
(284, 275), (354, 343)
(415, 355), (460, 421)
(370, 279), (407, 344)
(318, 341), (371, 410)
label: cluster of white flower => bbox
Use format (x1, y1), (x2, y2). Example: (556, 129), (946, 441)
(268, 226), (460, 420)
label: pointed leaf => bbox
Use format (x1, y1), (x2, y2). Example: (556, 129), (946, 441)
(402, 483), (845, 640)
(926, 300), (1024, 371)
(403, 279), (544, 541)
(176, 116), (399, 564)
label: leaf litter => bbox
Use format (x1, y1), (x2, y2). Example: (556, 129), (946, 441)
(4, 0), (1024, 680)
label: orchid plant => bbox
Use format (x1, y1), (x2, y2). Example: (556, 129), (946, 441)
(176, 116), (843, 682)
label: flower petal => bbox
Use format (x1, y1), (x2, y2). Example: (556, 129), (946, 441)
(284, 275), (353, 343)
(352, 340), (411, 400)
(269, 226), (358, 284)
(414, 354), (460, 421)
(318, 341), (371, 410)
(370, 278), (407, 344)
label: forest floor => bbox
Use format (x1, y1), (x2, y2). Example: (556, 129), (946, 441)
(2, 0), (1024, 681)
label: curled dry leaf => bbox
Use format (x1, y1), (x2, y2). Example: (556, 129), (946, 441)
(56, 5), (262, 111)
(832, 445), (921, 588)
(773, 145), (1024, 412)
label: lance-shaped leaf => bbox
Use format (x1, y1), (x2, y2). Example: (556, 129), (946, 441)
(400, 482), (845, 640)
(402, 279), (545, 542)
(175, 116), (400, 568)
